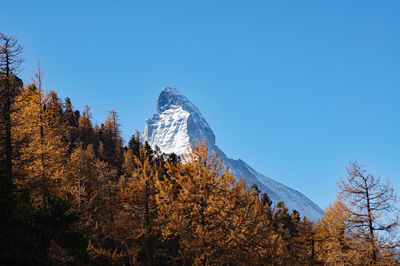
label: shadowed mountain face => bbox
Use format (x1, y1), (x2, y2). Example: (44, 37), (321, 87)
(144, 87), (323, 220)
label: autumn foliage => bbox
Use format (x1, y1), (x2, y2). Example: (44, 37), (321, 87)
(1, 33), (399, 265)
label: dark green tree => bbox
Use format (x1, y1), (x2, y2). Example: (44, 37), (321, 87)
(128, 130), (141, 157)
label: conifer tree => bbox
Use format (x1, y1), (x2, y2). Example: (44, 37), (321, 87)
(64, 97), (79, 151)
(315, 198), (359, 265)
(122, 149), (135, 179)
(225, 180), (282, 265)
(84, 158), (119, 263)
(291, 217), (318, 264)
(0, 167), (44, 265)
(101, 109), (123, 168)
(270, 202), (305, 264)
(64, 144), (98, 212)
(32, 195), (89, 265)
(338, 161), (400, 263)
(64, 97), (78, 127)
(77, 105), (96, 148)
(114, 146), (160, 264)
(12, 67), (67, 205)
(0, 33), (23, 181)
(157, 142), (263, 265)
(128, 130), (141, 157)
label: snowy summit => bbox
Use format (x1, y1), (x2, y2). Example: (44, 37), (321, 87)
(144, 87), (323, 220)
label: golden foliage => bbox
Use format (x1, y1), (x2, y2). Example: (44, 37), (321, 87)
(156, 141), (282, 265)
(12, 84), (68, 205)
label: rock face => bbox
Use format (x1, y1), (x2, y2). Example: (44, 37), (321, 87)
(144, 87), (323, 220)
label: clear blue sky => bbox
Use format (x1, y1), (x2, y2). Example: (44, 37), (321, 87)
(3, 0), (399, 210)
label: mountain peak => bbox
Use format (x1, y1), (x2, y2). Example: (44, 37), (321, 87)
(145, 87), (216, 155)
(144, 87), (323, 220)
(157, 87), (188, 113)
(164, 86), (182, 95)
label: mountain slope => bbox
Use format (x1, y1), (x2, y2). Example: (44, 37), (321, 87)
(144, 87), (322, 220)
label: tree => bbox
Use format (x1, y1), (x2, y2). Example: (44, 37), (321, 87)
(315, 198), (360, 265)
(0, 33), (23, 181)
(31, 195), (89, 265)
(0, 33), (23, 76)
(64, 97), (79, 152)
(156, 141), (280, 265)
(114, 146), (160, 264)
(338, 161), (400, 263)
(12, 66), (68, 205)
(77, 105), (96, 148)
(83, 158), (119, 264)
(128, 131), (141, 157)
(0, 166), (44, 265)
(225, 179), (283, 265)
(64, 144), (98, 212)
(101, 109), (123, 168)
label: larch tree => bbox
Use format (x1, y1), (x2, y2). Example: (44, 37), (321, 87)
(64, 144), (98, 212)
(77, 105), (96, 148)
(315, 198), (360, 265)
(101, 109), (123, 167)
(64, 142), (121, 265)
(121, 148), (137, 181)
(85, 158), (119, 263)
(12, 65), (67, 205)
(290, 217), (318, 265)
(0, 33), (23, 181)
(338, 161), (400, 263)
(157, 141), (256, 265)
(112, 146), (160, 264)
(223, 180), (283, 265)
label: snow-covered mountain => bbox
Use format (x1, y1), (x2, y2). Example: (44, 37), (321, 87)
(144, 87), (323, 220)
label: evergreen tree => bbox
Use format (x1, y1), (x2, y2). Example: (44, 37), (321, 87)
(64, 97), (79, 151)
(128, 130), (141, 157)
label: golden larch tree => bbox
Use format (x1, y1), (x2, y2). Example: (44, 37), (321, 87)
(315, 198), (360, 265)
(157, 141), (281, 265)
(12, 67), (67, 205)
(113, 146), (160, 264)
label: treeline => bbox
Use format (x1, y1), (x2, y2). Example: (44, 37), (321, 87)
(1, 33), (399, 265)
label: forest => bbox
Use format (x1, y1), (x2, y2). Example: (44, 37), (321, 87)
(1, 33), (399, 265)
